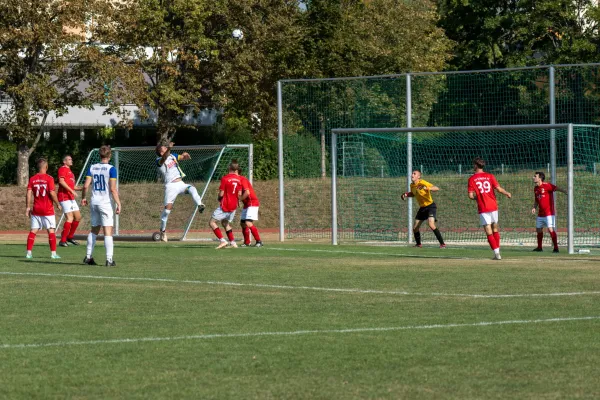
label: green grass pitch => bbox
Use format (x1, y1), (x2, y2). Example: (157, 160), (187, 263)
(1, 241), (599, 399)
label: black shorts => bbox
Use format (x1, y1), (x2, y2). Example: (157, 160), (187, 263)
(415, 203), (437, 221)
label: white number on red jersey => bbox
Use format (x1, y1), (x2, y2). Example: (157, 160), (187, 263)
(33, 184), (47, 197)
(475, 181), (491, 193)
(232, 182), (238, 194)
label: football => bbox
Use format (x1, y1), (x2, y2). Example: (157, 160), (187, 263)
(232, 29), (244, 40)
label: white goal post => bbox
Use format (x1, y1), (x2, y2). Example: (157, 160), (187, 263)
(331, 124), (577, 254)
(59, 144), (253, 241)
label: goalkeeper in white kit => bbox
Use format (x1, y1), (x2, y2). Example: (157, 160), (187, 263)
(155, 141), (205, 242)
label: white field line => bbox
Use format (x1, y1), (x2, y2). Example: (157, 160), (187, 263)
(1, 316), (598, 350)
(267, 247), (475, 260)
(1, 271), (600, 299)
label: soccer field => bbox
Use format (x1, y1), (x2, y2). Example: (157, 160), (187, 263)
(1, 242), (599, 399)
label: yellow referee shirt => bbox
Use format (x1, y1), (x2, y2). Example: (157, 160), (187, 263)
(410, 179), (434, 207)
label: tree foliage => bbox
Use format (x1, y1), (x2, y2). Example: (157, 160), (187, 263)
(0, 0), (146, 185)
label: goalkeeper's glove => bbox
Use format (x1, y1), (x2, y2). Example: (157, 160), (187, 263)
(401, 192), (410, 201)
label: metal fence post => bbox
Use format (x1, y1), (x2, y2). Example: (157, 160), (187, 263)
(331, 131), (338, 245)
(567, 124), (574, 254)
(406, 73), (413, 244)
(549, 66), (557, 185)
(277, 81), (285, 242)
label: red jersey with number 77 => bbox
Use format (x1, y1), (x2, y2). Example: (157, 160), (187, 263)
(219, 173), (242, 212)
(27, 173), (56, 216)
(468, 172), (499, 213)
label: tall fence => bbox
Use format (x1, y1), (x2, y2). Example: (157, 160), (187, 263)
(277, 64), (600, 243)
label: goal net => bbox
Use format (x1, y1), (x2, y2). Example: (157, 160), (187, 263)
(60, 144), (252, 241)
(331, 124), (600, 253)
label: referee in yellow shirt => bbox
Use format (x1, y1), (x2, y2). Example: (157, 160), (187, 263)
(401, 170), (446, 248)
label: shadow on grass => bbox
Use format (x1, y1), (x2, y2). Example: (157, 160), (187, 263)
(16, 260), (88, 267)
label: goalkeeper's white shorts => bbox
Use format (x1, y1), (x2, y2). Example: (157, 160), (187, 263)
(536, 215), (556, 229)
(479, 211), (499, 226)
(163, 181), (191, 205)
(212, 207), (236, 223)
(241, 207), (259, 221)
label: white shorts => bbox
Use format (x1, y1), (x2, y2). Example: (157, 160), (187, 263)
(91, 203), (114, 227)
(164, 181), (190, 205)
(60, 200), (80, 213)
(536, 215), (556, 229)
(211, 207), (236, 222)
(31, 215), (56, 230)
(241, 207), (259, 221)
(479, 211), (499, 226)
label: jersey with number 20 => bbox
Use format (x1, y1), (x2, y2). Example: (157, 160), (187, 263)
(468, 172), (499, 213)
(86, 163), (117, 206)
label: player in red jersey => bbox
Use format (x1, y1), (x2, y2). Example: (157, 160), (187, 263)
(210, 160), (242, 249)
(57, 154), (83, 247)
(239, 171), (262, 247)
(531, 171), (567, 253)
(467, 157), (512, 260)
(25, 158), (62, 259)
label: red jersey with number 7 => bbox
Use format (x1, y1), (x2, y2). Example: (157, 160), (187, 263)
(27, 173), (56, 216)
(219, 173), (242, 212)
(468, 172), (499, 213)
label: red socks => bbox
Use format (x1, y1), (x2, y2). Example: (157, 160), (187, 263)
(213, 228), (223, 240)
(226, 230), (235, 242)
(27, 232), (36, 251)
(250, 226), (261, 242)
(537, 232), (543, 249)
(68, 221), (79, 239)
(61, 222), (72, 243)
(493, 232), (500, 248)
(49, 233), (57, 252)
(486, 234), (498, 250)
(550, 231), (558, 249)
(242, 227), (251, 244)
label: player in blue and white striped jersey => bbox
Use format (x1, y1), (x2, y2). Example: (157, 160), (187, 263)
(81, 145), (122, 267)
(155, 141), (205, 242)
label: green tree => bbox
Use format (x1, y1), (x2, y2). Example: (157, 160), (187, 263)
(0, 0), (146, 186)
(438, 0), (600, 70)
(116, 0), (222, 143)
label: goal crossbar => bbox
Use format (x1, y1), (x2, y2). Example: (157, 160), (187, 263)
(331, 124), (575, 254)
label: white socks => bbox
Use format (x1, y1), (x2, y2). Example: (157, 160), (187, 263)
(160, 208), (172, 231)
(104, 236), (114, 262)
(86, 233), (97, 258)
(188, 186), (202, 205)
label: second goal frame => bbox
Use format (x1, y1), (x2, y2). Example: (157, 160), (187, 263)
(331, 124), (575, 254)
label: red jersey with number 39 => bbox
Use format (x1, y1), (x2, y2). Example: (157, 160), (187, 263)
(240, 176), (260, 208)
(535, 182), (557, 217)
(27, 173), (56, 216)
(57, 165), (76, 201)
(219, 173), (242, 212)
(468, 172), (499, 213)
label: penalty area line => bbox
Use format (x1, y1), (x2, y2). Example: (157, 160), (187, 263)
(2, 271), (600, 299)
(1, 316), (599, 350)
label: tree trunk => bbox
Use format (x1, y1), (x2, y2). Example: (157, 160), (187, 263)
(16, 144), (30, 187)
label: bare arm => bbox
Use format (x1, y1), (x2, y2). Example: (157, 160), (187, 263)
(429, 185), (440, 192)
(109, 179), (121, 214)
(217, 189), (225, 202)
(240, 189), (250, 201)
(26, 189), (33, 217)
(49, 190), (61, 212)
(555, 186), (567, 194)
(468, 191), (476, 200)
(532, 197), (539, 214)
(58, 177), (78, 198)
(157, 142), (175, 166)
(80, 176), (92, 206)
(496, 185), (512, 199)
(179, 152), (191, 161)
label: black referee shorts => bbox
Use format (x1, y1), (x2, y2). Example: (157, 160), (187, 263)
(415, 203), (437, 221)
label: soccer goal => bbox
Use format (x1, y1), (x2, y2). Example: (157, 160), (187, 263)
(330, 124), (600, 254)
(59, 144), (253, 241)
